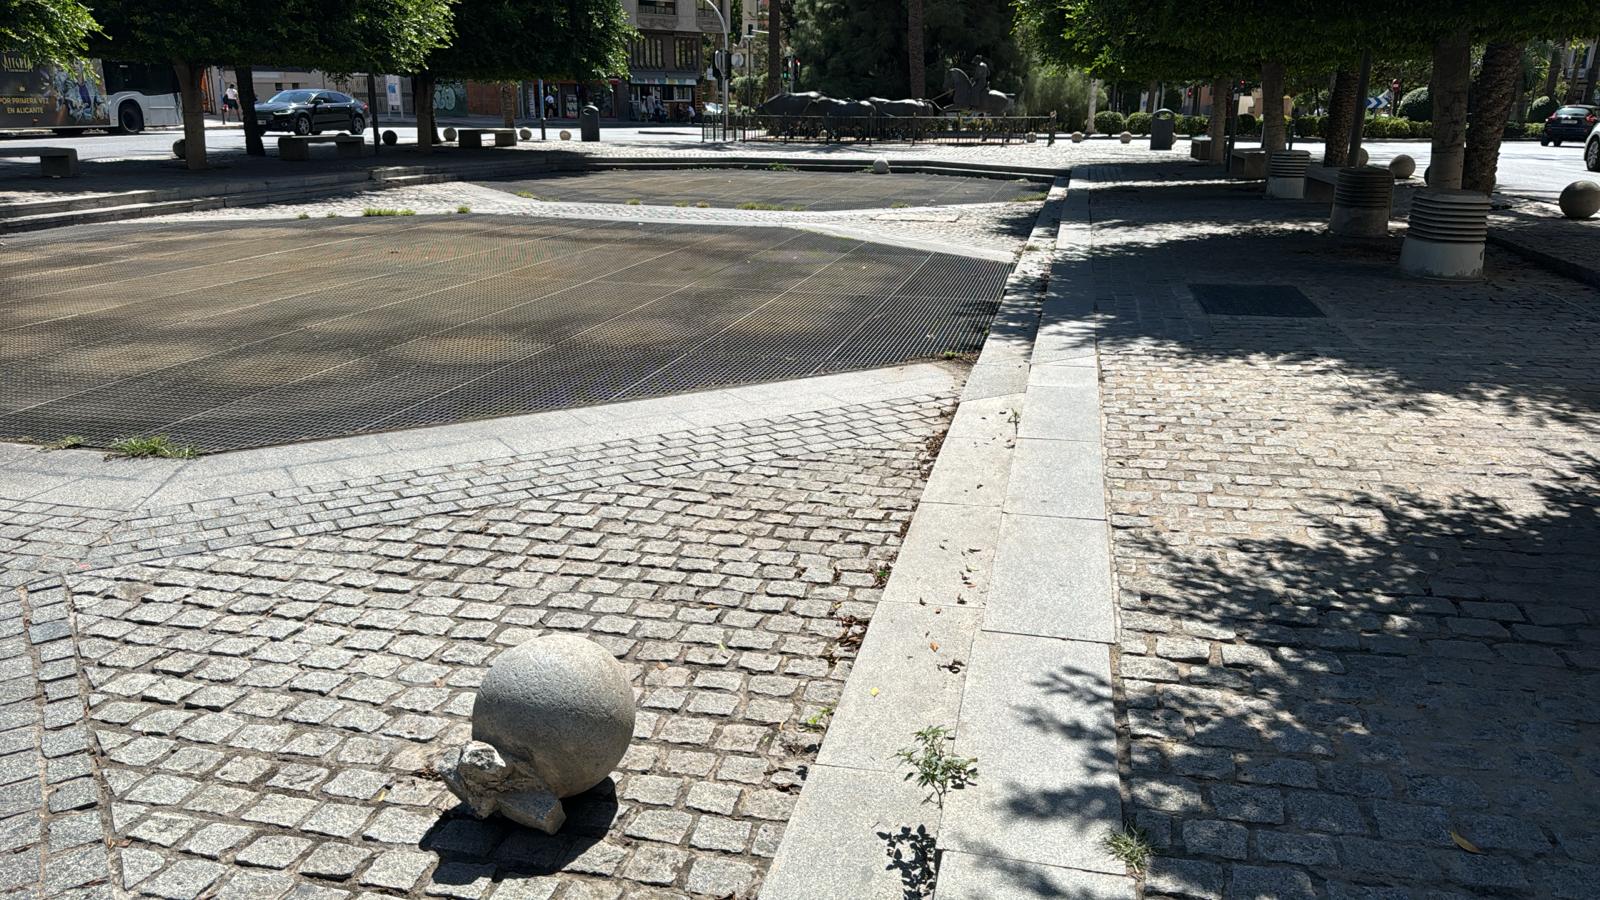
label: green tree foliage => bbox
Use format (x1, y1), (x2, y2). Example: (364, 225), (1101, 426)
(426, 0), (631, 81)
(2, 0), (99, 65)
(1398, 85), (1431, 120)
(790, 0), (1022, 99)
(1021, 60), (1102, 125)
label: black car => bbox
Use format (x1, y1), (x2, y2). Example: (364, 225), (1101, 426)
(1541, 104), (1597, 146)
(255, 89), (368, 136)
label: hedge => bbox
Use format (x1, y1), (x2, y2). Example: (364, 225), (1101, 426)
(1529, 96), (1558, 123)
(1093, 110), (1126, 134)
(1126, 111), (1153, 135)
(1398, 86), (1431, 121)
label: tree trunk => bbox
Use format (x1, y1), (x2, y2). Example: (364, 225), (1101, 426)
(1544, 45), (1561, 99)
(907, 0), (924, 99)
(1464, 41), (1525, 194)
(237, 65), (264, 156)
(416, 72), (434, 154)
(1324, 68), (1357, 166)
(766, 0), (782, 100)
(501, 82), (516, 127)
(1086, 78), (1099, 131)
(173, 61), (208, 170)
(1429, 30), (1472, 189)
(366, 73), (381, 155)
(1584, 37), (1599, 104)
(1207, 76), (1227, 162)
(1260, 60), (1286, 152)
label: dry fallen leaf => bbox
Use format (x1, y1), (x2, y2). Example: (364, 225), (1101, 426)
(1450, 830), (1481, 854)
(869, 687), (880, 697)
(929, 642), (940, 652)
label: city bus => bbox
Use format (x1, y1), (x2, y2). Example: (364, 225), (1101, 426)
(1, 54), (182, 134)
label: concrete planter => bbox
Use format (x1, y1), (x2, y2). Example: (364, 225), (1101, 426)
(1329, 166), (1394, 238)
(1265, 150), (1312, 199)
(1400, 189), (1491, 279)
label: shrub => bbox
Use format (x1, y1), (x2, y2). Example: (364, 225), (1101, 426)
(1411, 120), (1433, 139)
(1188, 114), (1210, 135)
(1093, 110), (1126, 134)
(1236, 113), (1258, 135)
(1293, 115), (1324, 138)
(1528, 95), (1558, 123)
(1398, 86), (1431, 121)
(1126, 111), (1153, 135)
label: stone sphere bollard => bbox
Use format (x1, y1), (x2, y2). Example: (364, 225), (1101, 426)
(560, 130), (572, 141)
(382, 130), (398, 146)
(1070, 131), (1084, 143)
(438, 634), (634, 834)
(1558, 181), (1600, 219)
(171, 139), (185, 159)
(443, 127), (457, 142)
(519, 128), (533, 141)
(1119, 131), (1133, 144)
(1389, 154), (1416, 180)
(1025, 132), (1037, 143)
(871, 158), (890, 175)
(1355, 147), (1369, 166)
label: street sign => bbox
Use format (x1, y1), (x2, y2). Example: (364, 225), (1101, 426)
(731, 51), (745, 68)
(1365, 94), (1391, 110)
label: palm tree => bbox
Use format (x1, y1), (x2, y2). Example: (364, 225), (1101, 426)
(908, 0), (924, 99)
(766, 0), (782, 100)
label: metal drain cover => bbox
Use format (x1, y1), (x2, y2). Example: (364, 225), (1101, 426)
(1189, 283), (1325, 318)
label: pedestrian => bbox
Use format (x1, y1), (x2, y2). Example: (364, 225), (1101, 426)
(222, 82), (240, 124)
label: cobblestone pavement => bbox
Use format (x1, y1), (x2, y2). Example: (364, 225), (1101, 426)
(1084, 162), (1600, 899)
(1, 387), (958, 899)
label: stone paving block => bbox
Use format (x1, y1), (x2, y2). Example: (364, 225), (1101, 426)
(916, 437), (1012, 509)
(815, 601), (979, 772)
(758, 764), (933, 900)
(934, 850), (1134, 900)
(878, 501), (998, 609)
(1016, 383), (1100, 442)
(1002, 437), (1105, 520)
(941, 631), (1124, 876)
(984, 514), (1115, 643)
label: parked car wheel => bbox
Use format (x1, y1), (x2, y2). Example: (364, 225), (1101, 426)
(350, 114), (366, 134)
(292, 114), (312, 136)
(117, 101), (144, 135)
(1586, 137), (1600, 172)
(1541, 135), (1550, 146)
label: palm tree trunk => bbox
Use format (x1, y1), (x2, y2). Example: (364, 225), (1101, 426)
(1429, 30), (1473, 189)
(1206, 76), (1227, 162)
(1464, 40), (1525, 194)
(237, 66), (264, 156)
(501, 82), (516, 127)
(1584, 37), (1599, 104)
(173, 61), (207, 170)
(766, 0), (782, 100)
(1324, 68), (1357, 166)
(417, 72), (435, 154)
(907, 0), (925, 99)
(366, 73), (381, 154)
(1544, 45), (1561, 99)
(1260, 60), (1286, 152)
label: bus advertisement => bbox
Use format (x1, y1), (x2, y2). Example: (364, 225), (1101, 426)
(1, 54), (111, 129)
(1, 55), (181, 133)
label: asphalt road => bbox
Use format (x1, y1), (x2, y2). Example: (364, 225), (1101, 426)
(1, 126), (1594, 202)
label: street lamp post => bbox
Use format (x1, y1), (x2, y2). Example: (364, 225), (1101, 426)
(697, 0), (730, 141)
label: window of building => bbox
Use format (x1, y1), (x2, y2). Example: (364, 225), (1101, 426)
(674, 37), (700, 72)
(631, 35), (666, 69)
(639, 0), (676, 14)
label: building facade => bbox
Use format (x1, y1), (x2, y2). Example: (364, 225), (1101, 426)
(623, 0), (730, 119)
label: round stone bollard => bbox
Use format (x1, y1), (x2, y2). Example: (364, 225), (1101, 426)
(1329, 166), (1395, 238)
(559, 129), (572, 141)
(443, 127), (457, 142)
(1025, 132), (1037, 143)
(518, 128), (533, 141)
(1558, 180), (1600, 219)
(871, 158), (890, 174)
(382, 130), (398, 146)
(1119, 131), (1133, 144)
(1355, 147), (1369, 166)
(438, 634), (635, 834)
(1401, 189), (1492, 280)
(1070, 131), (1085, 143)
(1389, 154), (1416, 180)
(171, 139), (185, 159)
(1265, 150), (1312, 199)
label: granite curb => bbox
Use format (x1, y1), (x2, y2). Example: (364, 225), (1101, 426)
(760, 173), (1137, 900)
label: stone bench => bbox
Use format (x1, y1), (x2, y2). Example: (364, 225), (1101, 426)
(1190, 136), (1212, 161)
(0, 146), (79, 177)
(1229, 148), (1266, 179)
(1305, 164), (1340, 202)
(457, 128), (518, 149)
(278, 134), (364, 161)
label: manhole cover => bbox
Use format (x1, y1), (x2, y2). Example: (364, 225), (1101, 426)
(1189, 283), (1325, 318)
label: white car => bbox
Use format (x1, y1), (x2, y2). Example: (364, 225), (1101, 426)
(1587, 122), (1599, 172)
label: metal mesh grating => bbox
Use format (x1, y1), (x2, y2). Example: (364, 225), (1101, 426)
(0, 217), (1009, 452)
